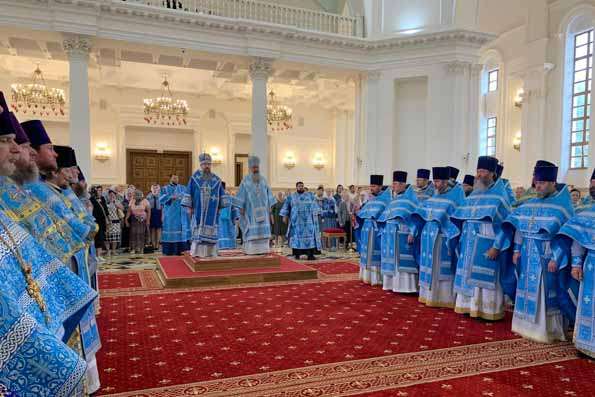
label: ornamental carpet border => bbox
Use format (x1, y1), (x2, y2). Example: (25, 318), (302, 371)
(101, 338), (578, 397)
(98, 270), (163, 293)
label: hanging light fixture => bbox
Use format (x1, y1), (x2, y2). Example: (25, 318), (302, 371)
(267, 90), (292, 132)
(10, 64), (65, 116)
(143, 76), (189, 126)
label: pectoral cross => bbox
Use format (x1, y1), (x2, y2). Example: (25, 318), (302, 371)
(428, 208), (433, 220)
(527, 209), (536, 229)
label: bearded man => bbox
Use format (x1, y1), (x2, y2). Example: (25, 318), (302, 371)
(414, 168), (434, 201)
(183, 153), (227, 258)
(451, 156), (515, 320)
(233, 155), (275, 254)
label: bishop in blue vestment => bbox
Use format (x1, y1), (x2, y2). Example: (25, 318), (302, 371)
(494, 161), (573, 343)
(280, 181), (321, 260)
(218, 182), (240, 250)
(160, 174), (191, 256)
(411, 167), (465, 308)
(183, 153), (228, 257)
(451, 156), (515, 320)
(357, 174), (392, 285)
(233, 156), (276, 254)
(551, 200), (595, 358)
(379, 171), (419, 293)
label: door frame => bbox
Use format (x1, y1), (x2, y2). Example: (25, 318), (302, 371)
(126, 149), (193, 188)
(234, 153), (248, 186)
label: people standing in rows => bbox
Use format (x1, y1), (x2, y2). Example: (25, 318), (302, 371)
(414, 168), (434, 201)
(146, 183), (163, 250)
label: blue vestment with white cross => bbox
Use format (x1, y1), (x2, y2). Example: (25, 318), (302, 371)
(378, 185), (419, 275)
(160, 183), (191, 243)
(233, 175), (276, 245)
(357, 188), (392, 271)
(280, 192), (322, 250)
(496, 185), (574, 324)
(217, 202), (240, 250)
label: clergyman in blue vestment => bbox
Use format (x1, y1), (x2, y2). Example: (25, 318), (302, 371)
(494, 161), (573, 343)
(160, 174), (191, 256)
(218, 182), (240, 250)
(233, 156), (276, 254)
(280, 181), (321, 260)
(183, 153), (228, 257)
(414, 168), (435, 201)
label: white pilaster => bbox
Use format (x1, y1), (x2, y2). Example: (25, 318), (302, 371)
(249, 57), (272, 179)
(64, 36), (92, 181)
(520, 63), (554, 183)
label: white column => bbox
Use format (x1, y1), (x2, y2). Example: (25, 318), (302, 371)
(520, 63), (554, 183)
(64, 36), (92, 181)
(249, 57), (272, 179)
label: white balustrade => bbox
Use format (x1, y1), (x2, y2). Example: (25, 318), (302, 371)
(116, 0), (362, 37)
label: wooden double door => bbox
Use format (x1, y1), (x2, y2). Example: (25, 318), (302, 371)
(126, 149), (193, 194)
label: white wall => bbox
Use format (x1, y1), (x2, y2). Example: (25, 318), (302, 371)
(393, 77), (428, 177)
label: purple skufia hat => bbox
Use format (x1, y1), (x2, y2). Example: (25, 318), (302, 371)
(10, 113), (29, 144)
(0, 91), (15, 136)
(21, 120), (52, 147)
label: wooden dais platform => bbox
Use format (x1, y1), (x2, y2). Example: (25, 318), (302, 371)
(182, 250), (280, 271)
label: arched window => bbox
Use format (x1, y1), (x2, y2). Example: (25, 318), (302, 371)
(561, 7), (595, 172)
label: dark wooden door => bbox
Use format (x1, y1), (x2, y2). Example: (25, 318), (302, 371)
(127, 149), (192, 194)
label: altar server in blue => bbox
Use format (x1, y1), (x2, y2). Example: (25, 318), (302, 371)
(218, 182), (240, 250)
(160, 173), (191, 255)
(379, 171), (419, 292)
(576, 169), (594, 212)
(184, 153), (227, 257)
(551, 202), (595, 357)
(452, 156), (513, 320)
(357, 174), (392, 285)
(281, 181), (321, 260)
(234, 155), (276, 254)
(414, 168), (434, 201)
(411, 166), (465, 308)
(493, 161), (573, 343)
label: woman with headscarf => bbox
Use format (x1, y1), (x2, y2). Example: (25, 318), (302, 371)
(125, 189), (151, 255)
(106, 189), (124, 257)
(146, 184), (163, 250)
(90, 185), (109, 261)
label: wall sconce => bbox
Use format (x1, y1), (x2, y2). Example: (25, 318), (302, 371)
(514, 88), (524, 108)
(312, 153), (325, 170)
(513, 131), (522, 151)
(210, 147), (223, 165)
(283, 152), (296, 169)
(94, 142), (111, 161)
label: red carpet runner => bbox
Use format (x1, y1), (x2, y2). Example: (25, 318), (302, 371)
(97, 280), (526, 395)
(306, 261), (360, 275)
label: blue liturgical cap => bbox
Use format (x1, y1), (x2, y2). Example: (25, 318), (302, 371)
(22, 120), (52, 148)
(370, 174), (383, 186)
(432, 167), (449, 180)
(477, 156), (498, 173)
(534, 164), (558, 182)
(393, 171), (407, 183)
(463, 174), (475, 186)
(417, 168), (430, 179)
(447, 166), (459, 180)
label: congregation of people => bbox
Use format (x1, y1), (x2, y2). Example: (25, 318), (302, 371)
(1, 77), (594, 396)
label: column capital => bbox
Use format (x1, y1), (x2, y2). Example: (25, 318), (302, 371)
(63, 36), (92, 59)
(249, 57), (273, 80)
(445, 61), (471, 75)
(470, 63), (484, 77)
(365, 70), (382, 81)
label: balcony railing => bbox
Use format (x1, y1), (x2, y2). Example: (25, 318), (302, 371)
(119, 0), (364, 37)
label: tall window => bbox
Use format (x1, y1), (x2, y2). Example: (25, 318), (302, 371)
(480, 117), (497, 156)
(570, 29), (593, 169)
(488, 69), (499, 92)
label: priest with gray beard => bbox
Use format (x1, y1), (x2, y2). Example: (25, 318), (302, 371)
(233, 155), (276, 254)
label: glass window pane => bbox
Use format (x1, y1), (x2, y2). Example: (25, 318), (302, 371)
(576, 58), (588, 71)
(573, 95), (585, 107)
(576, 44), (589, 58)
(575, 70), (587, 82)
(571, 157), (582, 168)
(488, 118), (496, 127)
(488, 137), (495, 147)
(574, 81), (586, 94)
(572, 146), (583, 156)
(577, 32), (589, 46)
(585, 157), (591, 167)
(589, 80), (592, 92)
(572, 120), (584, 131)
(573, 106), (585, 118)
(573, 131), (584, 143)
(584, 145), (590, 155)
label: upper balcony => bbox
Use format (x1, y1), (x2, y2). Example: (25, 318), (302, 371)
(119, 0), (364, 37)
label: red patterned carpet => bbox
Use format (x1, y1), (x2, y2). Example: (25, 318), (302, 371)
(306, 261), (360, 275)
(96, 280), (533, 395)
(358, 359), (595, 397)
(98, 270), (163, 294)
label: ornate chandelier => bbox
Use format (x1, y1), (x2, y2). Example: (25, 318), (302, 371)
(267, 90), (292, 132)
(10, 65), (65, 116)
(143, 76), (189, 126)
